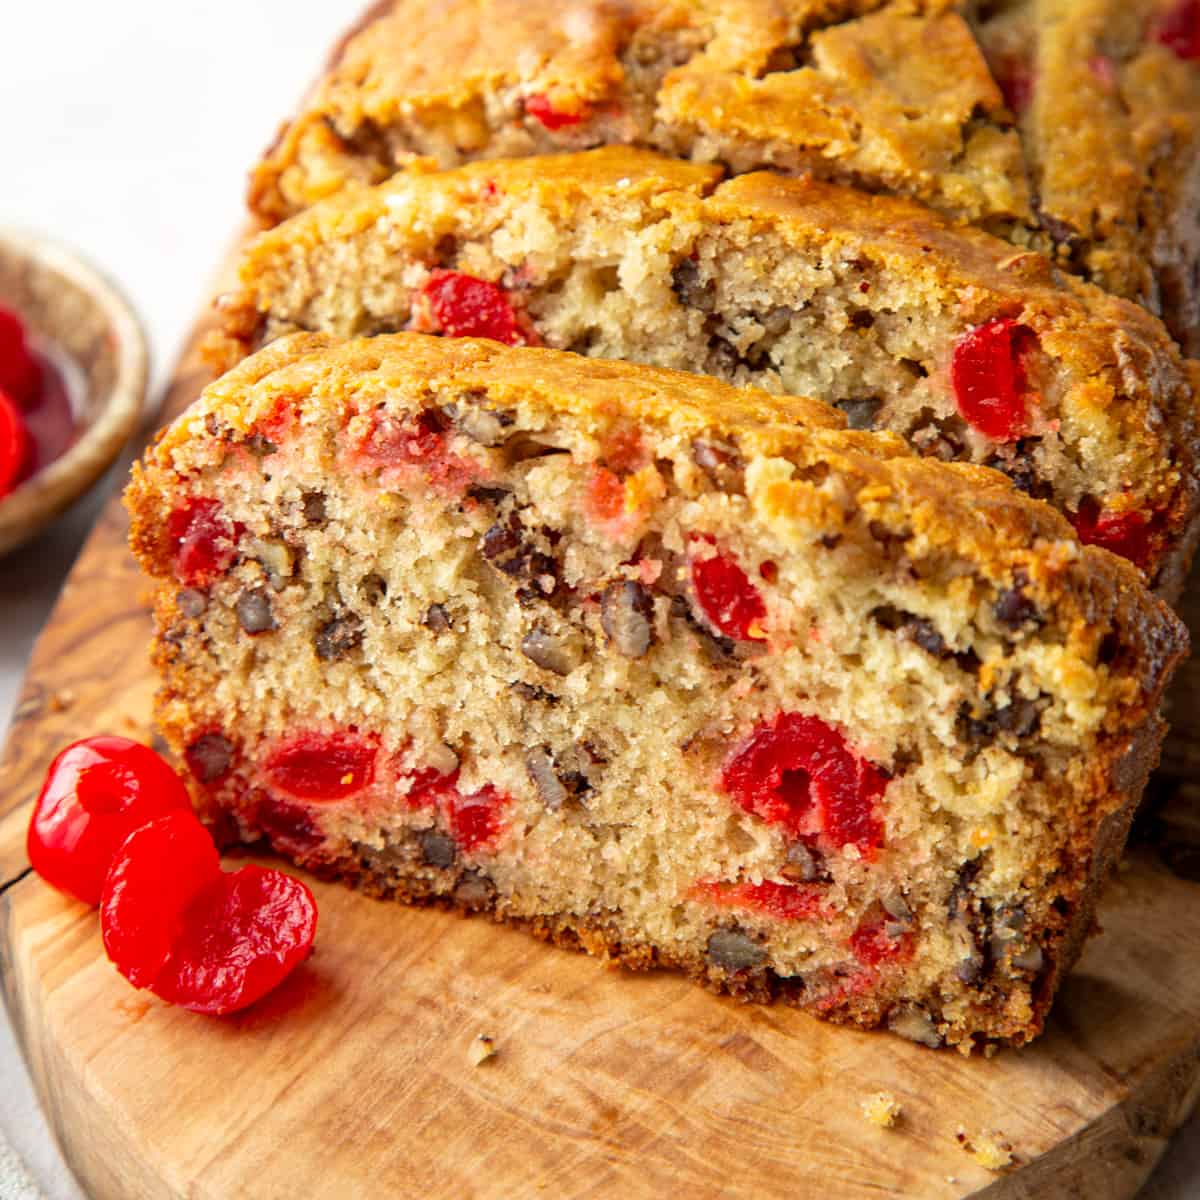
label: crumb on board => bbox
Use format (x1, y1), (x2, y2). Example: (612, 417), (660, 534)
(468, 1034), (498, 1067)
(956, 1127), (1014, 1171)
(860, 1091), (902, 1128)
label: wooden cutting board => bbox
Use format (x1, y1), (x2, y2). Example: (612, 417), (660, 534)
(4, 282), (1200, 1200)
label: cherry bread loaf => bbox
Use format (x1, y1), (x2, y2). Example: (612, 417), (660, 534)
(218, 148), (1200, 596)
(126, 331), (1187, 1051)
(246, 0), (1200, 352)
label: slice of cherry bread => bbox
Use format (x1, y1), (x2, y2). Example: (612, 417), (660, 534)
(126, 331), (1187, 1052)
(218, 148), (1200, 596)
(247, 0), (1200, 351)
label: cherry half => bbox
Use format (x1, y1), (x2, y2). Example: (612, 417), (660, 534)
(720, 713), (888, 853)
(150, 865), (317, 1015)
(27, 735), (192, 905)
(101, 810), (220, 987)
(690, 539), (767, 641)
(420, 271), (531, 346)
(101, 811), (317, 1014)
(950, 318), (1034, 441)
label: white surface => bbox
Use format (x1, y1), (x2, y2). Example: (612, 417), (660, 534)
(0, 3), (1198, 1197)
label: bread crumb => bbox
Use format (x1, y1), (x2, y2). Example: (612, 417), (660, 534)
(956, 1127), (1014, 1171)
(468, 1033), (498, 1066)
(860, 1091), (902, 1128)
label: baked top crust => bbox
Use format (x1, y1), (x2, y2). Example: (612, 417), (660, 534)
(246, 0), (1200, 350)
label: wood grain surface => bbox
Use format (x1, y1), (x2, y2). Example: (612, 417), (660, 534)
(3, 289), (1200, 1200)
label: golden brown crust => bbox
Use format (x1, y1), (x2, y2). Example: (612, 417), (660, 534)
(245, 0), (1200, 350)
(248, 0), (1026, 228)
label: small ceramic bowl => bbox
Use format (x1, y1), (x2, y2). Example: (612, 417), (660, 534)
(0, 228), (149, 556)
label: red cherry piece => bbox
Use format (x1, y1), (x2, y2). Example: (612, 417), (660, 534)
(421, 271), (529, 345)
(254, 796), (325, 854)
(0, 387), (31, 497)
(100, 810), (220, 988)
(690, 540), (767, 641)
(398, 767), (506, 849)
(720, 713), (887, 853)
(361, 408), (447, 467)
(402, 766), (458, 809)
(586, 467), (626, 524)
(27, 736), (193, 906)
(1156, 0), (1200, 59)
(994, 57), (1035, 115)
(264, 731), (378, 800)
(1070, 505), (1154, 568)
(822, 756), (889, 850)
(255, 397), (297, 446)
(698, 879), (824, 921)
(0, 305), (41, 409)
(525, 93), (586, 130)
(445, 784), (508, 852)
(355, 408), (481, 496)
(152, 865), (317, 1015)
(167, 497), (241, 587)
(602, 428), (646, 476)
(849, 914), (914, 967)
(950, 318), (1033, 441)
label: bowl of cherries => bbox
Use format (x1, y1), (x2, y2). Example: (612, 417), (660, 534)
(0, 229), (148, 555)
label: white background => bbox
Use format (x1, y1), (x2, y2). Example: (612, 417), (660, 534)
(0, 3), (1198, 1196)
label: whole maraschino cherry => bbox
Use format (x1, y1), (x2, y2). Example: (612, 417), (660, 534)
(28, 735), (317, 1015)
(27, 735), (192, 906)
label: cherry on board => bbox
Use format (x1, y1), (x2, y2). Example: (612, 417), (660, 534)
(151, 865), (317, 1015)
(100, 809), (220, 987)
(27, 735), (192, 906)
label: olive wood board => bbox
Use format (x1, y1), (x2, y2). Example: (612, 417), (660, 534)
(4, 276), (1200, 1200)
